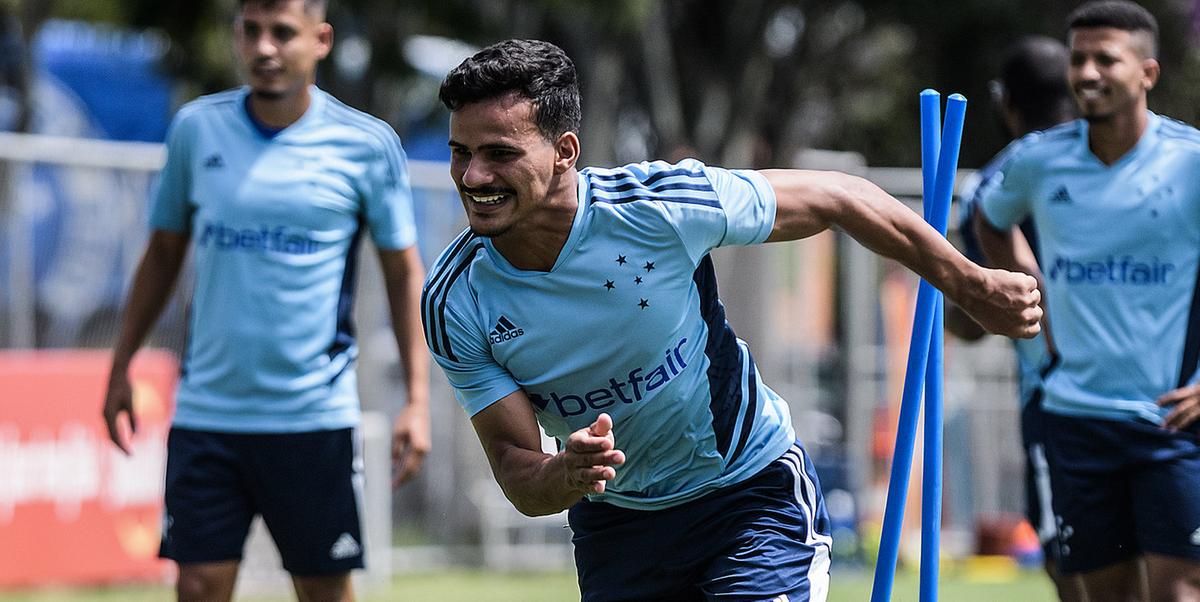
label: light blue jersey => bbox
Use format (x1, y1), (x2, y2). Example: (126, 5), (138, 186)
(151, 86), (416, 433)
(424, 159), (797, 511)
(958, 145), (1049, 406)
(980, 113), (1200, 423)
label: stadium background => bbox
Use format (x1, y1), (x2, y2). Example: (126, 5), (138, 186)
(1, 0), (1197, 599)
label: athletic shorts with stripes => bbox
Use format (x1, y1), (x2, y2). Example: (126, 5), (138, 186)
(567, 441), (832, 602)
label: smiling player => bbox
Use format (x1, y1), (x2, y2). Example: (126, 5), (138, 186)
(425, 39), (1041, 601)
(974, 2), (1200, 599)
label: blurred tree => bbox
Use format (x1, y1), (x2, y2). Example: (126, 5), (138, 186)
(15, 0), (1197, 167)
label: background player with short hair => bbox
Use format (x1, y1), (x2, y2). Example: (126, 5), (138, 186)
(952, 35), (1084, 602)
(426, 38), (1042, 601)
(975, 1), (1200, 599)
(101, 0), (430, 600)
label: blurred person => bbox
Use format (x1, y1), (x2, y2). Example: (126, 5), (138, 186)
(951, 36), (1085, 601)
(975, 2), (1200, 600)
(427, 39), (1041, 601)
(101, 0), (429, 600)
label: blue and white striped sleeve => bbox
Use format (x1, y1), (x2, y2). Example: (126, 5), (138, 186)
(702, 164), (777, 247)
(421, 239), (519, 416)
(618, 159), (775, 263)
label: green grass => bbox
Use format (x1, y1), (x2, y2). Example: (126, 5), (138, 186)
(1, 567), (1058, 601)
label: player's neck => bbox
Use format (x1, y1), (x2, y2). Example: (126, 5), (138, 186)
(492, 172), (579, 272)
(247, 86), (313, 129)
(1087, 103), (1148, 165)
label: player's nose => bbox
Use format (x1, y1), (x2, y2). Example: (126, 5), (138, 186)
(460, 158), (494, 189)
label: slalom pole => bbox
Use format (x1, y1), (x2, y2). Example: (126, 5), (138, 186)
(870, 91), (965, 602)
(920, 91), (966, 602)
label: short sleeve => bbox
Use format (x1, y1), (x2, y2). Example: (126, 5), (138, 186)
(628, 159), (776, 262)
(978, 142), (1035, 231)
(703, 165), (777, 246)
(424, 269), (520, 416)
(362, 131), (417, 250)
(148, 112), (196, 233)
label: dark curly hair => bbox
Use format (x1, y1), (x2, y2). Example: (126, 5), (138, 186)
(439, 39), (581, 140)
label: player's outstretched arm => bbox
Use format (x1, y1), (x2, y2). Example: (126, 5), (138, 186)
(470, 392), (626, 516)
(760, 169), (1042, 339)
(103, 229), (190, 454)
(379, 246), (431, 487)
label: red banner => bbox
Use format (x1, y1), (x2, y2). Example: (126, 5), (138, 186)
(0, 350), (176, 586)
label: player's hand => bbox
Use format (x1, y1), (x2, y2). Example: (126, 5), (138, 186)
(102, 370), (137, 455)
(1158, 384), (1200, 431)
(391, 402), (431, 488)
(561, 413), (626, 495)
(958, 268), (1043, 339)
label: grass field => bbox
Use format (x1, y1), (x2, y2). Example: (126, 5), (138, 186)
(1, 567), (1058, 601)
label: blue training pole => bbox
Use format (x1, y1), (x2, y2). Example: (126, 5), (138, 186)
(919, 94), (966, 602)
(871, 91), (965, 602)
(918, 88), (943, 602)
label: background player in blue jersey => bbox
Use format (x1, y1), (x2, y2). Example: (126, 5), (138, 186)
(952, 36), (1083, 602)
(101, 1), (429, 600)
(975, 2), (1200, 599)
(426, 39), (1041, 601)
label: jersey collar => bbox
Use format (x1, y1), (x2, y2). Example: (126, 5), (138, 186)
(237, 85), (327, 140)
(1077, 110), (1161, 168)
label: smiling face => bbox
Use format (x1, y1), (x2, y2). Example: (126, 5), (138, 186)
(1067, 26), (1158, 123)
(235, 0), (331, 101)
(448, 93), (579, 241)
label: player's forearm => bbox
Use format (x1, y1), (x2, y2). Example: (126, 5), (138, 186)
(110, 232), (189, 374)
(491, 445), (584, 516)
(380, 247), (430, 407)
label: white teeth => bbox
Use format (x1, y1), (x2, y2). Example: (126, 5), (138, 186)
(470, 194), (505, 205)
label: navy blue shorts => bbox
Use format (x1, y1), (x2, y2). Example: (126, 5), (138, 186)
(1042, 412), (1200, 573)
(159, 427), (365, 575)
(568, 442), (832, 602)
(1020, 392), (1059, 561)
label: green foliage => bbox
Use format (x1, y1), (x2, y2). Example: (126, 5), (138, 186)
(25, 0), (1200, 167)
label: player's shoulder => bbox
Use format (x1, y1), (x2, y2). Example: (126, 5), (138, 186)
(171, 87), (244, 128)
(1016, 120), (1083, 153)
(583, 158), (719, 215)
(320, 90), (404, 155)
(1155, 113), (1200, 151)
(585, 158), (708, 187)
(1001, 120), (1084, 171)
(423, 229), (489, 357)
(423, 229), (487, 295)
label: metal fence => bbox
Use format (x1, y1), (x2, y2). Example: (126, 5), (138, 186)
(0, 132), (1026, 588)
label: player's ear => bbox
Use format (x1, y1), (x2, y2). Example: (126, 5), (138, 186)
(315, 22), (334, 59)
(1141, 57), (1160, 91)
(553, 131), (580, 174)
